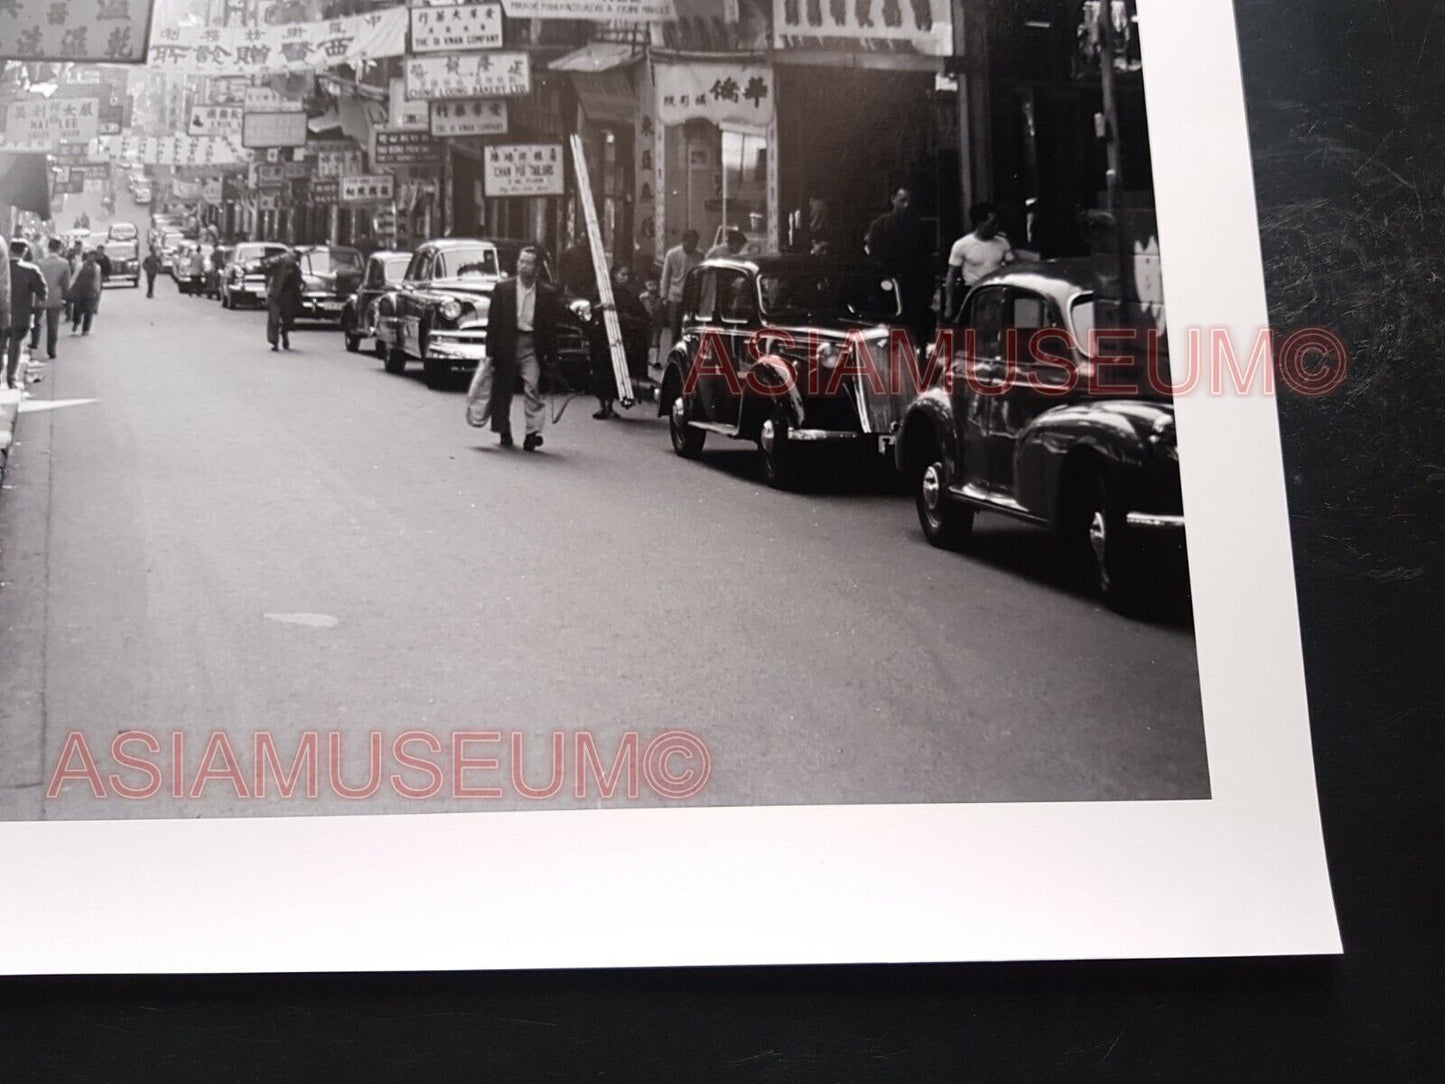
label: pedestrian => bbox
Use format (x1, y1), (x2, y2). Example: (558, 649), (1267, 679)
(33, 238), (71, 361)
(142, 247), (162, 298)
(611, 264), (652, 387)
(4, 240), (47, 389)
(656, 229), (701, 358)
(265, 250), (303, 352)
(865, 186), (934, 348)
(466, 245), (563, 451)
(705, 227), (748, 260)
(943, 201), (1016, 319)
(66, 251), (103, 337)
(94, 244), (113, 282)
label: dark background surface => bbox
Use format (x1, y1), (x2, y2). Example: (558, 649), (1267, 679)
(1, 2), (1441, 1078)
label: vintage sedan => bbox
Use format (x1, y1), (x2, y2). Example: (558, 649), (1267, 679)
(657, 255), (913, 488)
(219, 242), (289, 308)
(341, 250), (410, 354)
(293, 244), (364, 324)
(895, 261), (1185, 610)
(105, 239), (141, 287)
(375, 238), (590, 388)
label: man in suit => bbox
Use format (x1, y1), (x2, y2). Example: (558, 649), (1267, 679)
(468, 245), (563, 451)
(4, 240), (47, 390)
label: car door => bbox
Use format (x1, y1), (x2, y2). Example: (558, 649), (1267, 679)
(711, 267), (757, 430)
(956, 285), (1008, 492)
(399, 249), (434, 357)
(988, 288), (1073, 493)
(689, 270), (727, 423)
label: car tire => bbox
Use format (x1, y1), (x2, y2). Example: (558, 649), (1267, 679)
(668, 393), (705, 458)
(342, 311), (360, 353)
(374, 339), (388, 360)
(757, 404), (800, 489)
(915, 456), (973, 549)
(422, 354), (446, 389)
(1078, 473), (1141, 613)
(384, 345), (407, 375)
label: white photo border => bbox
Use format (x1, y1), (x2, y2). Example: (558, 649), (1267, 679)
(0, 0), (1340, 972)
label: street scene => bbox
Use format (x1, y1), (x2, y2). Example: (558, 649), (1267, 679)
(0, 0), (1207, 819)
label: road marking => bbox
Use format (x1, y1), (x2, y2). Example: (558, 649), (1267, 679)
(264, 612), (340, 629)
(17, 398), (99, 414)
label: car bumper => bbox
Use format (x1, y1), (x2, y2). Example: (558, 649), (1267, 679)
(299, 296), (348, 320)
(1125, 512), (1186, 530)
(425, 334), (488, 364)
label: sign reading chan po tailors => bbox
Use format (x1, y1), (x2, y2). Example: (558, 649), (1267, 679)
(483, 142), (564, 197)
(410, 2), (503, 54)
(242, 110), (309, 149)
(429, 98), (507, 138)
(340, 174), (396, 203)
(405, 50), (531, 100)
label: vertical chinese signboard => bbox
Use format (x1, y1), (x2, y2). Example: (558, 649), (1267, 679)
(1, 0), (154, 63)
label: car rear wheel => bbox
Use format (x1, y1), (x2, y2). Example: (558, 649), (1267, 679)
(668, 394), (706, 458)
(342, 311), (360, 353)
(384, 344), (407, 375)
(915, 458), (973, 549)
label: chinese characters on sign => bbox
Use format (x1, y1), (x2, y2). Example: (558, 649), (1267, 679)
(4, 98), (100, 149)
(0, 0), (152, 63)
(429, 98), (507, 138)
(242, 110), (309, 149)
(317, 146), (367, 178)
(92, 134), (249, 166)
(770, 0), (952, 56)
(340, 174), (396, 203)
(499, 0), (677, 20)
(654, 62), (774, 132)
(146, 6), (408, 77)
(410, 2), (502, 54)
(189, 105), (244, 137)
(405, 50), (531, 100)
(372, 128), (441, 165)
(483, 142), (563, 197)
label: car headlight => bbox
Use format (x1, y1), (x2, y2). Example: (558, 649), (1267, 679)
(816, 342), (839, 369)
(1148, 415), (1179, 461)
(569, 298), (592, 322)
(440, 299), (463, 321)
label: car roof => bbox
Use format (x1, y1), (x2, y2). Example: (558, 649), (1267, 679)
(370, 250), (409, 260)
(967, 259), (1100, 306)
(420, 237), (498, 250)
(699, 253), (894, 276)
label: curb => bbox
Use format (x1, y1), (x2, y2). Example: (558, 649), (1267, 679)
(0, 352), (32, 471)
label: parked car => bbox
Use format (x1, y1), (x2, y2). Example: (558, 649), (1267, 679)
(374, 238), (590, 388)
(894, 261), (1185, 610)
(105, 239), (141, 287)
(220, 242), (289, 309)
(293, 244), (364, 324)
(203, 245), (232, 299)
(657, 255), (913, 489)
(133, 185), (153, 205)
(107, 221), (139, 242)
(341, 250), (410, 354)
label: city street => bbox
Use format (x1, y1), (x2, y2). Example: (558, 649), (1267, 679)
(0, 222), (1208, 820)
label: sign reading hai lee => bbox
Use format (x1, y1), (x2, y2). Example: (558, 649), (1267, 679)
(483, 142), (563, 197)
(242, 110), (309, 149)
(341, 174), (396, 203)
(4, 98), (100, 149)
(0, 0), (153, 63)
(410, 2), (502, 54)
(405, 50), (531, 100)
(429, 98), (507, 138)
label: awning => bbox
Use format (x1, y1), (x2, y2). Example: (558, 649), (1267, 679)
(0, 153), (53, 216)
(548, 42), (643, 73)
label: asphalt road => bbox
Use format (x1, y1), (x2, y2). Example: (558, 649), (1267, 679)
(0, 209), (1208, 820)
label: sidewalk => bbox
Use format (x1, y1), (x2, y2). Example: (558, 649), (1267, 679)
(0, 349), (34, 472)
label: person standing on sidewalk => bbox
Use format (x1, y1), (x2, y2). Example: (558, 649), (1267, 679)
(4, 240), (47, 390)
(142, 247), (162, 298)
(67, 251), (103, 337)
(32, 239), (71, 361)
(656, 229), (701, 358)
(265, 250), (303, 352)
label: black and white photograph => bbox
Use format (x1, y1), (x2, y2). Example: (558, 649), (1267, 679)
(0, 0), (1343, 973)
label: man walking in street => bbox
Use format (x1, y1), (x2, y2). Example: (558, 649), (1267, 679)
(33, 239), (71, 361)
(142, 247), (162, 298)
(656, 229), (701, 358)
(265, 250), (303, 352)
(943, 201), (1016, 320)
(467, 245), (563, 451)
(67, 251), (103, 336)
(4, 240), (47, 390)
(865, 186), (935, 349)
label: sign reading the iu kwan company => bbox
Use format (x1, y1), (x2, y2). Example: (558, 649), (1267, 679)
(410, 2), (503, 53)
(430, 99), (507, 138)
(483, 143), (564, 197)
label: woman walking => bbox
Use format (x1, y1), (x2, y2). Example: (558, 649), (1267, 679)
(67, 250), (104, 336)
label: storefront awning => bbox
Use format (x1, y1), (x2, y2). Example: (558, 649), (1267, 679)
(548, 42), (643, 73)
(0, 153), (52, 217)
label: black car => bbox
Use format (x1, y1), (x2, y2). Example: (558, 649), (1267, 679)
(341, 250), (410, 355)
(657, 255), (914, 488)
(105, 239), (140, 288)
(375, 238), (590, 389)
(294, 245), (364, 324)
(895, 261), (1185, 611)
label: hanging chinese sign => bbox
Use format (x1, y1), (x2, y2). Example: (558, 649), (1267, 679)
(429, 99), (508, 138)
(340, 174), (395, 203)
(410, 2), (502, 54)
(654, 62), (773, 134)
(189, 104), (245, 137)
(3, 98), (100, 150)
(371, 128), (440, 166)
(405, 51), (531, 100)
(482, 142), (564, 197)
(242, 110), (309, 149)
(0, 0), (153, 63)
(771, 0), (952, 56)
(92, 134), (250, 166)
(146, 6), (408, 77)
(500, 0), (676, 20)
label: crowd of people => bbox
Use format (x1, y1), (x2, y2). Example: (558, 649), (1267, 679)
(2, 232), (116, 389)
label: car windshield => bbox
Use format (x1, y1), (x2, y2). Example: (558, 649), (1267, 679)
(303, 248), (362, 274)
(383, 256), (409, 283)
(757, 269), (901, 322)
(111, 242), (137, 259)
(440, 245), (498, 279)
(1069, 298), (1096, 356)
(236, 245), (286, 265)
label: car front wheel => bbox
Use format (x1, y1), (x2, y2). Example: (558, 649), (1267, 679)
(668, 393), (706, 458)
(757, 405), (800, 489)
(1078, 474), (1141, 612)
(915, 458), (973, 548)
(384, 343), (407, 375)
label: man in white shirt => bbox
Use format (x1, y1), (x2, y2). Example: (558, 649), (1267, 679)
(944, 202), (1016, 319)
(656, 229), (701, 354)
